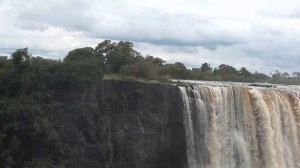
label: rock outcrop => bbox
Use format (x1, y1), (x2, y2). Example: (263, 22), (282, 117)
(97, 80), (186, 168)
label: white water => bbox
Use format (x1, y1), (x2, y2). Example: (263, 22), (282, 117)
(179, 81), (300, 168)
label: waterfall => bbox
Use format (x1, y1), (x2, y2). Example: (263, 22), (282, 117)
(179, 84), (300, 168)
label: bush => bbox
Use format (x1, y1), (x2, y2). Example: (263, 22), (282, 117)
(120, 62), (159, 79)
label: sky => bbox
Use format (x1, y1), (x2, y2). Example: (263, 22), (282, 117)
(1, 0), (300, 74)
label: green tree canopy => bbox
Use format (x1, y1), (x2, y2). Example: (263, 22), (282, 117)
(240, 67), (251, 77)
(11, 48), (31, 70)
(95, 40), (141, 73)
(61, 47), (103, 83)
(200, 63), (212, 72)
(64, 47), (95, 62)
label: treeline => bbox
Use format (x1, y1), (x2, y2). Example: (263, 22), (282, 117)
(1, 40), (300, 86)
(0, 46), (106, 167)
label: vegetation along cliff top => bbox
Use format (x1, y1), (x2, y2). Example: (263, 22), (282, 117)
(1, 40), (300, 87)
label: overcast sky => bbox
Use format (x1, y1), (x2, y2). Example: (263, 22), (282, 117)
(1, 0), (300, 73)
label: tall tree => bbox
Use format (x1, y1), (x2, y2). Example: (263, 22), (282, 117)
(200, 63), (212, 72)
(11, 48), (31, 70)
(95, 40), (141, 73)
(240, 67), (251, 77)
(62, 47), (103, 83)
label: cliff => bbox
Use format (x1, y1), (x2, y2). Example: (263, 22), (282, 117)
(97, 80), (186, 168)
(48, 80), (187, 168)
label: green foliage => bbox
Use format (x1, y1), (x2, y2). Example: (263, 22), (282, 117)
(119, 55), (166, 80)
(0, 98), (65, 167)
(190, 68), (217, 81)
(11, 48), (31, 69)
(64, 47), (95, 62)
(120, 62), (158, 79)
(200, 63), (212, 72)
(271, 70), (289, 79)
(240, 67), (251, 77)
(252, 71), (270, 80)
(266, 71), (300, 85)
(161, 62), (190, 79)
(0, 72), (64, 167)
(0, 48), (104, 167)
(61, 47), (103, 84)
(144, 55), (165, 67)
(95, 40), (140, 73)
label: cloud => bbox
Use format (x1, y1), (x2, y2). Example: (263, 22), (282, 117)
(4, 0), (94, 31)
(87, 8), (249, 49)
(1, 0), (300, 73)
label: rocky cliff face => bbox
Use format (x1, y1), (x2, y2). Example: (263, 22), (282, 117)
(97, 80), (186, 168)
(51, 80), (187, 167)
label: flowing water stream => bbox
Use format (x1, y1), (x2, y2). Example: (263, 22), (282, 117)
(178, 81), (300, 168)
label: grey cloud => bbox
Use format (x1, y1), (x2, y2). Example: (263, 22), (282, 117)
(228, 40), (300, 73)
(96, 36), (240, 49)
(1, 0), (300, 73)
(3, 0), (247, 49)
(263, 56), (300, 73)
(0, 47), (66, 59)
(137, 38), (239, 49)
(87, 11), (245, 49)
(163, 46), (199, 54)
(6, 0), (95, 31)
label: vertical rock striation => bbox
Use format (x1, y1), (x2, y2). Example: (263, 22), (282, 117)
(98, 80), (187, 168)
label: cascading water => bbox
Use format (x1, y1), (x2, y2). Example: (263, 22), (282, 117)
(179, 82), (300, 168)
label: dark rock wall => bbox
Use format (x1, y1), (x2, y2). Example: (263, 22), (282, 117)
(97, 80), (186, 168)
(34, 80), (187, 167)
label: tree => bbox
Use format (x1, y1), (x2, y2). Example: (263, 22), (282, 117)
(161, 62), (189, 79)
(272, 70), (282, 78)
(144, 55), (165, 67)
(0, 49), (68, 167)
(218, 64), (238, 74)
(240, 67), (251, 77)
(190, 67), (216, 80)
(253, 71), (269, 80)
(200, 63), (212, 72)
(119, 55), (166, 79)
(95, 40), (141, 73)
(95, 40), (115, 61)
(62, 47), (103, 83)
(11, 48), (31, 69)
(282, 72), (289, 78)
(271, 70), (289, 78)
(216, 64), (239, 81)
(120, 61), (159, 79)
(64, 47), (95, 62)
